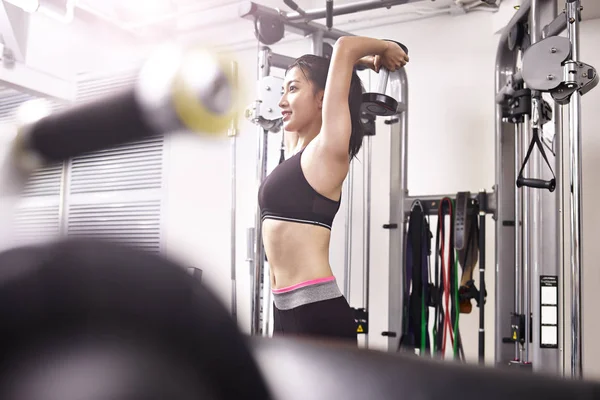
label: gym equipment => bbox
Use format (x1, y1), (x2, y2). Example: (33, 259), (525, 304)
(283, 0), (418, 22)
(243, 1), (596, 376)
(393, 192), (490, 362)
(245, 74), (285, 133)
(399, 200), (431, 355)
(254, 14), (285, 45)
(433, 198), (461, 360)
(494, 0), (597, 376)
(240, 0), (353, 49)
(0, 239), (271, 400)
(326, 0), (333, 30)
(342, 160), (355, 299)
(455, 192), (484, 316)
(251, 335), (600, 400)
(361, 40), (409, 117)
(229, 61), (239, 322)
(17, 46), (236, 161)
(353, 103), (377, 341)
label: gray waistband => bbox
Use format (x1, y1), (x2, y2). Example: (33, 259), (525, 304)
(272, 278), (342, 310)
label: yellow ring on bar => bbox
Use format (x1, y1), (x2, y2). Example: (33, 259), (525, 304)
(171, 49), (237, 136)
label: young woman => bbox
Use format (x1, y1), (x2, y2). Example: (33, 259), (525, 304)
(258, 37), (409, 344)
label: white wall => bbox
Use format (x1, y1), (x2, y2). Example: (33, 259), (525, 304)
(161, 131), (235, 309)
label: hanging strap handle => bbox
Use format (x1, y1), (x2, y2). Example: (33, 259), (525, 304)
(516, 127), (556, 192)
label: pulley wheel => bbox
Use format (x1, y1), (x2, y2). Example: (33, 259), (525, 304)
(254, 15), (284, 45)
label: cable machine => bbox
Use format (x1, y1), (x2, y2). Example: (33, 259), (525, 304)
(494, 0), (597, 377)
(240, 1), (598, 376)
(240, 0), (412, 339)
(241, 0), (350, 336)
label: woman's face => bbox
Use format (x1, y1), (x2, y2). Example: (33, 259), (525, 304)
(278, 66), (323, 133)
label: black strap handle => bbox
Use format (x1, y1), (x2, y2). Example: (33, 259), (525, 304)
(517, 178), (555, 191)
(516, 128), (556, 192)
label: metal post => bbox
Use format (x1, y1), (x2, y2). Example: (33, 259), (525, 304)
(251, 47), (271, 336)
(386, 68), (408, 351)
(556, 101), (565, 377)
(522, 112), (531, 364)
(363, 135), (372, 348)
(566, 0), (583, 379)
(530, 0), (561, 376)
(514, 124), (523, 361)
(343, 161), (354, 299)
(229, 60), (239, 321)
(478, 191), (487, 363)
(311, 31), (324, 57)
(284, 0), (422, 21)
(527, 0), (545, 367)
(494, 0), (528, 367)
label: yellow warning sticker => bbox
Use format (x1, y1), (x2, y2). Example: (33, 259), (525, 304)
(357, 325), (364, 333)
(513, 332), (517, 340)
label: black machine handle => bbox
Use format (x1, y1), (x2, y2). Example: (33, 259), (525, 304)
(516, 177), (556, 192)
(283, 0), (308, 18)
(24, 88), (157, 163)
(283, 0), (302, 11)
(516, 128), (556, 193)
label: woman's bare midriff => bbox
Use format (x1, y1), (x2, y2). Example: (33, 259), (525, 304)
(262, 218), (334, 289)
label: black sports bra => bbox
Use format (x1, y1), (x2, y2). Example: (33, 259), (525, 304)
(258, 148), (341, 230)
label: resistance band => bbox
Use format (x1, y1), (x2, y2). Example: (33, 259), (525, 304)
(432, 198), (463, 360)
(399, 200), (432, 355)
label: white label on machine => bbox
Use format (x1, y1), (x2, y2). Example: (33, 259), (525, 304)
(541, 305), (557, 325)
(541, 286), (558, 305)
(541, 326), (558, 346)
(540, 275), (559, 349)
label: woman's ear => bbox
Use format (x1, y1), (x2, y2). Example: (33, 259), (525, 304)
(318, 91), (324, 109)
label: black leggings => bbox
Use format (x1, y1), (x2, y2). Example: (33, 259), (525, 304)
(272, 295), (357, 345)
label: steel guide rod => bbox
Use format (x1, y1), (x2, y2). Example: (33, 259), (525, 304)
(343, 163), (355, 299)
(566, 0), (583, 379)
(363, 135), (372, 348)
(514, 124), (523, 362)
(284, 0), (421, 22)
(229, 60), (239, 322)
(494, 0), (530, 367)
(386, 69), (408, 352)
(250, 47), (271, 336)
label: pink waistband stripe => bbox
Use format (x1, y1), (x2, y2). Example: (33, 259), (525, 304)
(272, 276), (335, 294)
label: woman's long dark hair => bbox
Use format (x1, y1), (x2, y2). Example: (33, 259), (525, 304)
(286, 54), (365, 159)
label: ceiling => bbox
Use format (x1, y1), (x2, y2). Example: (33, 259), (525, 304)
(61, 0), (600, 52)
(71, 0), (491, 47)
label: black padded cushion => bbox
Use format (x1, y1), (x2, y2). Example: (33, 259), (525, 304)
(249, 337), (600, 400)
(0, 238), (271, 400)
